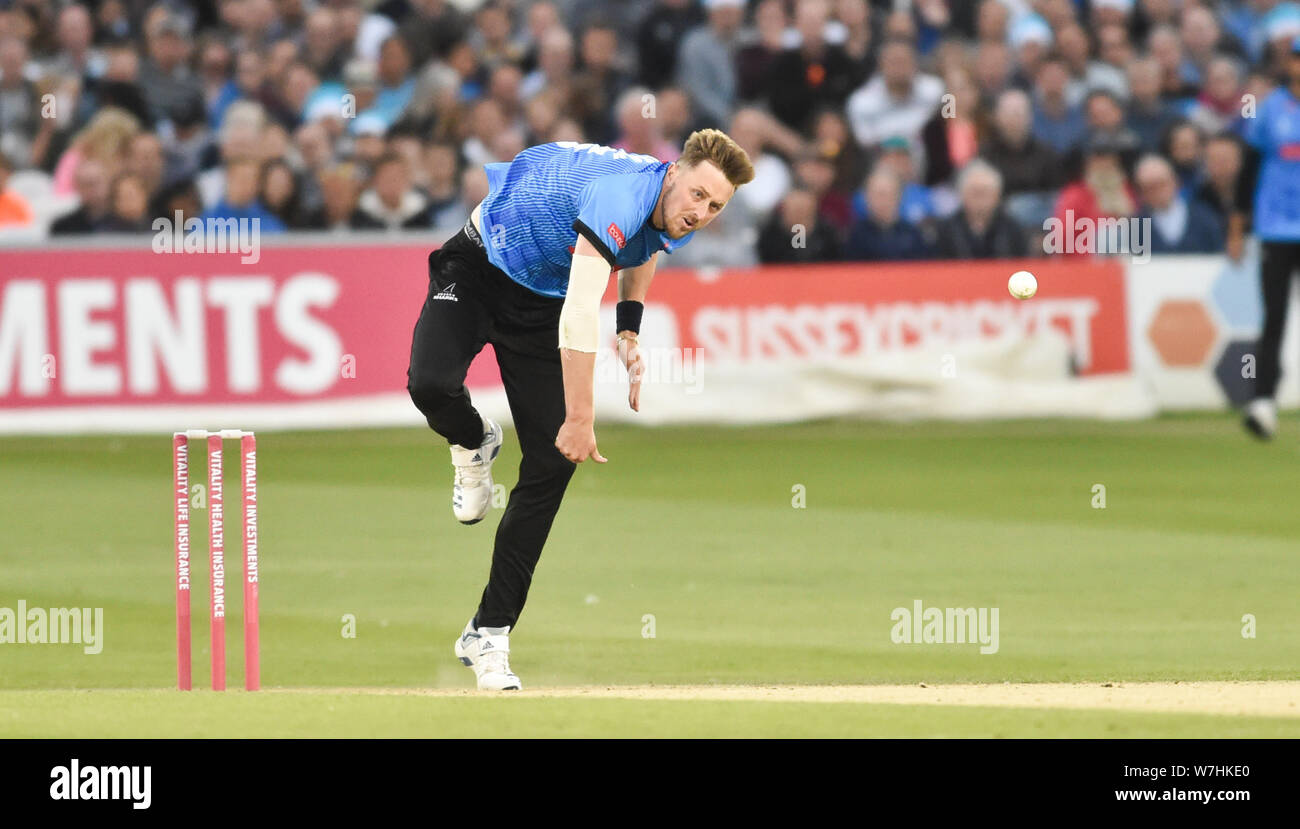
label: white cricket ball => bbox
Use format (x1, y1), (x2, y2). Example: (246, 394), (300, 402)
(1008, 270), (1037, 300)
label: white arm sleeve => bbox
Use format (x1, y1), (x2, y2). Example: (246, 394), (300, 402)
(558, 253), (610, 353)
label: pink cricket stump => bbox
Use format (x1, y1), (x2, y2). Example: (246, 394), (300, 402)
(208, 434), (226, 691)
(173, 434), (191, 691)
(241, 434), (260, 691)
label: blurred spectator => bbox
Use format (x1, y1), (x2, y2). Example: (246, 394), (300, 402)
(95, 43), (154, 128)
(41, 4), (106, 86)
(1194, 133), (1244, 228)
(50, 157), (110, 234)
(520, 26), (573, 102)
(0, 151), (34, 227)
(487, 64), (524, 129)
(1134, 153), (1224, 253)
(399, 0), (469, 70)
(726, 108), (792, 219)
(139, 15), (203, 129)
(941, 65), (982, 173)
(519, 1), (562, 74)
(737, 0), (788, 102)
(1031, 56), (1086, 154)
(1183, 56), (1247, 136)
(836, 0), (876, 88)
(637, 0), (704, 90)
(260, 158), (310, 229)
(677, 0), (744, 129)
(161, 94), (214, 188)
(51, 107), (140, 197)
(853, 137), (940, 230)
(350, 152), (431, 231)
(1008, 13), (1053, 88)
(303, 7), (349, 82)
(423, 141), (463, 228)
(758, 188), (841, 264)
(1163, 119), (1205, 194)
(1096, 22), (1136, 89)
(972, 40), (1012, 104)
(197, 101), (266, 208)
(101, 172), (152, 233)
(570, 21), (631, 142)
(1053, 137), (1137, 241)
(436, 163), (491, 230)
(280, 61), (320, 129)
(522, 91), (562, 145)
(462, 99), (507, 167)
(197, 38), (233, 111)
(613, 87), (678, 161)
(313, 162), (362, 231)
(126, 132), (166, 215)
(1179, 5), (1242, 87)
(982, 89), (1061, 195)
(0, 34), (44, 167)
(844, 167), (932, 261)
(210, 49), (273, 130)
(1076, 89), (1142, 173)
(792, 151), (854, 236)
(471, 1), (527, 71)
(765, 0), (857, 132)
(1223, 0), (1275, 64)
(934, 160), (1028, 260)
(154, 179), (204, 227)
(1057, 21), (1127, 102)
(1149, 24), (1199, 99)
(846, 38), (944, 154)
(811, 107), (869, 195)
(1126, 57), (1179, 152)
(654, 86), (693, 150)
(974, 0), (1009, 42)
(372, 36), (416, 127)
(203, 156), (286, 232)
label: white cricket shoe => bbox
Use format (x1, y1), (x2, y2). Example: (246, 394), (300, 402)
(454, 619), (522, 691)
(450, 418), (503, 524)
(1244, 398), (1277, 441)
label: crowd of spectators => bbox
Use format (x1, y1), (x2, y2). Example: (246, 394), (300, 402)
(0, 0), (1287, 265)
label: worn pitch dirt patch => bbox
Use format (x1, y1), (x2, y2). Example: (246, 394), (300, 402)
(290, 681), (1300, 718)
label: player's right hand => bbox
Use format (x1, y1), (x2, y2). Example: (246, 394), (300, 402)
(555, 417), (607, 464)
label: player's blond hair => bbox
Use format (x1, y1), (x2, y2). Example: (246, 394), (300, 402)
(679, 129), (755, 188)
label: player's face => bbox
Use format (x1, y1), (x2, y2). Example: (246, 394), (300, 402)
(661, 161), (735, 239)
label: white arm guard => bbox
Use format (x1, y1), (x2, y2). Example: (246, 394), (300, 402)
(558, 253), (610, 353)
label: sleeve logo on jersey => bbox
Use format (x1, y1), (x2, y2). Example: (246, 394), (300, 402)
(607, 222), (627, 249)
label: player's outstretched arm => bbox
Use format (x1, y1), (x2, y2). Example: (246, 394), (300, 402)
(555, 236), (612, 463)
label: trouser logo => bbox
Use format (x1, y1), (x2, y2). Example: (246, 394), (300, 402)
(434, 282), (458, 301)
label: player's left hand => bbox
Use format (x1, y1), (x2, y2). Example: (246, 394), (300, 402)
(618, 334), (643, 412)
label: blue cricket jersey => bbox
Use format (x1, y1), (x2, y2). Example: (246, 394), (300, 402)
(1245, 88), (1300, 242)
(477, 142), (694, 298)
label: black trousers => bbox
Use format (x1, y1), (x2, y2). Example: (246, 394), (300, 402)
(1256, 241), (1300, 400)
(406, 228), (575, 630)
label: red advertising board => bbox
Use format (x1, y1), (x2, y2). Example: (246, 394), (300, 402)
(0, 243), (1128, 423)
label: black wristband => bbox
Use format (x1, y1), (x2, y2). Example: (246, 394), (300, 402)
(616, 300), (643, 335)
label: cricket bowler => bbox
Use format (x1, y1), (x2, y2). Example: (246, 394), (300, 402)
(406, 131), (754, 689)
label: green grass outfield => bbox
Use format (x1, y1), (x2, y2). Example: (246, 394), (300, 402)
(1, 414), (1297, 737)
